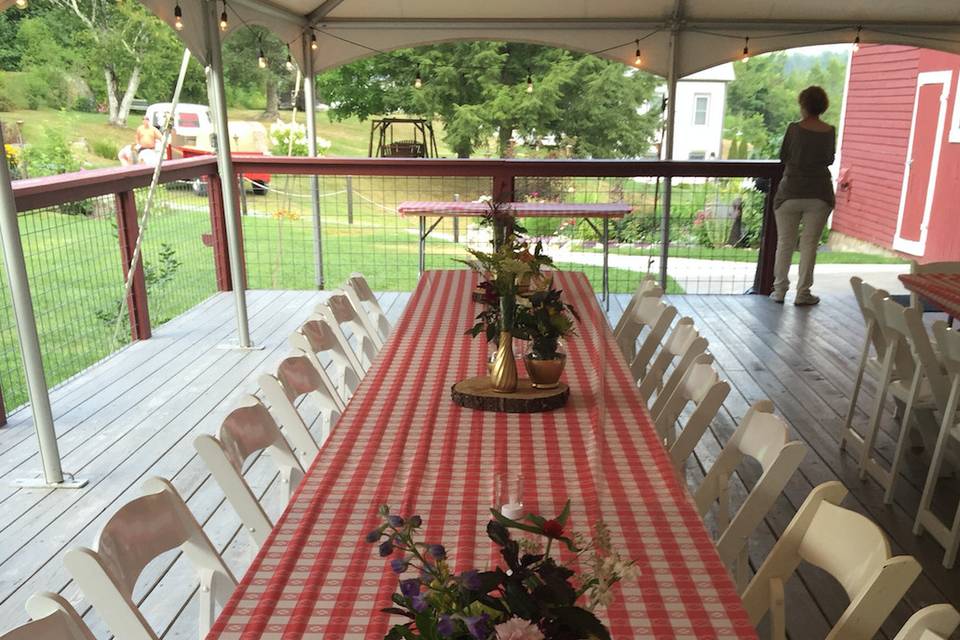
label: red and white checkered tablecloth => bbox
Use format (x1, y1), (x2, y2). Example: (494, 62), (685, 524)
(207, 270), (755, 640)
(396, 201), (631, 218)
(899, 273), (960, 318)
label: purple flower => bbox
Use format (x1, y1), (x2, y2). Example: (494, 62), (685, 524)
(390, 558), (408, 574)
(388, 515), (405, 528)
(409, 515), (422, 527)
(465, 614), (490, 639)
(365, 529), (381, 543)
(399, 578), (420, 598)
(410, 594), (428, 612)
(378, 540), (394, 557)
(461, 569), (481, 591)
(437, 615), (455, 637)
(428, 544), (446, 560)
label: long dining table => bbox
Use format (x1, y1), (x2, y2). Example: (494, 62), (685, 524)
(207, 270), (756, 639)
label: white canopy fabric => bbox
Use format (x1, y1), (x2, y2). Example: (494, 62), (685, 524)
(142, 0), (960, 76)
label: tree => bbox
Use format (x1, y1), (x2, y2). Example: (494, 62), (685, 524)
(222, 26), (295, 119)
(44, 0), (176, 125)
(317, 42), (661, 159)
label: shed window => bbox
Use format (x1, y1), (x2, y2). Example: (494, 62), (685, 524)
(693, 94), (710, 126)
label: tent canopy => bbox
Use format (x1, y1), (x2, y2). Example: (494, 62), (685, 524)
(142, 0), (960, 76)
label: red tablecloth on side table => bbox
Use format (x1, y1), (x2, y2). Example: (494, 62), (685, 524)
(208, 270), (756, 639)
(899, 273), (960, 318)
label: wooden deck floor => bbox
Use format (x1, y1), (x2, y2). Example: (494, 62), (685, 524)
(0, 287), (956, 638)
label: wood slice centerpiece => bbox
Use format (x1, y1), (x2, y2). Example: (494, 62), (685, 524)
(451, 376), (569, 413)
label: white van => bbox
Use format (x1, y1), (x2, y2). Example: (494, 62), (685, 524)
(145, 103), (212, 147)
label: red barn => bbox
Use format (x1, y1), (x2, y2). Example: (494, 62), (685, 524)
(833, 44), (960, 262)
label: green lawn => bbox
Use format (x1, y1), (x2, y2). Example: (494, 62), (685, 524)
(583, 243), (906, 264)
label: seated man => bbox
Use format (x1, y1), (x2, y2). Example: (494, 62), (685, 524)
(119, 117), (162, 166)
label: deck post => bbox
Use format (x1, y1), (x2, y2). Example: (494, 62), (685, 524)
(753, 171), (782, 295)
(303, 38), (325, 290)
(115, 190), (152, 340)
(202, 0), (252, 347)
(0, 124), (82, 487)
(206, 172), (233, 291)
(659, 22), (680, 291)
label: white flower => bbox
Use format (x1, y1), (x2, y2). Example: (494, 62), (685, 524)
(495, 618), (544, 640)
(317, 137), (332, 149)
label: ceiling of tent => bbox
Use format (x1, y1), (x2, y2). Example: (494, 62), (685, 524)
(107, 0), (960, 77)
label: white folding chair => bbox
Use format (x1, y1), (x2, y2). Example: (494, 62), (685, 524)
(194, 394), (304, 548)
(616, 295), (676, 380)
(741, 481), (921, 640)
(318, 291), (380, 371)
(840, 277), (892, 454)
(612, 274), (660, 337)
(259, 353), (341, 467)
(693, 400), (807, 592)
(651, 353), (730, 472)
(65, 477), (238, 640)
(857, 294), (947, 504)
(290, 316), (364, 404)
(892, 604), (960, 640)
(637, 317), (708, 404)
(2, 592), (95, 640)
(345, 272), (391, 345)
(914, 321), (960, 568)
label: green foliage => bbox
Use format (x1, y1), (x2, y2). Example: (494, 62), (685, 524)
(95, 242), (182, 334)
(91, 138), (118, 160)
(0, 73), (29, 110)
(318, 42), (660, 159)
(23, 130), (79, 176)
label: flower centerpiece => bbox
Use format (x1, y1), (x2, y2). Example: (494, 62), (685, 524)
(514, 288), (579, 389)
(367, 502), (638, 640)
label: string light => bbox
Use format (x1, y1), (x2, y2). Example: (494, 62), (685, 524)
(15, 0), (27, 8)
(414, 66), (422, 89)
(258, 45), (267, 69)
(219, 1), (228, 32)
(634, 39), (642, 67)
(173, 2), (183, 31)
(311, 33), (318, 51)
(286, 50), (295, 71)
(852, 26), (862, 52)
(526, 72), (533, 93)
(741, 37), (750, 62)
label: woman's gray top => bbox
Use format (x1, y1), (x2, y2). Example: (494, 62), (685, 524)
(773, 122), (836, 210)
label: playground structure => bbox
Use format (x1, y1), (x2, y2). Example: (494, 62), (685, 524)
(368, 117), (439, 158)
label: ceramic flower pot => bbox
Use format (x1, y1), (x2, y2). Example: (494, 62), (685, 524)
(524, 352), (566, 389)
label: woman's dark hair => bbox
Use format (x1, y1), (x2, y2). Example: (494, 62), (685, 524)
(798, 86), (829, 116)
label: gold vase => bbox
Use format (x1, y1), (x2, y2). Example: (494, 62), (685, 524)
(489, 331), (518, 393)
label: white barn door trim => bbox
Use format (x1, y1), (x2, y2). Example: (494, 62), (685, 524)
(893, 70), (951, 256)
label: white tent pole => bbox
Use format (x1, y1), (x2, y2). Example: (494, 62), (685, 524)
(659, 20), (680, 290)
(303, 37), (325, 290)
(0, 126), (82, 488)
(202, 0), (252, 348)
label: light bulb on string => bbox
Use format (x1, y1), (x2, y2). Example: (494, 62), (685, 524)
(852, 26), (861, 52)
(414, 66), (422, 89)
(258, 47), (267, 69)
(741, 37), (750, 63)
(286, 48), (294, 71)
(311, 33), (318, 51)
(173, 2), (183, 31)
(14, 0), (27, 9)
(634, 39), (642, 67)
(526, 72), (534, 93)
(219, 2), (228, 31)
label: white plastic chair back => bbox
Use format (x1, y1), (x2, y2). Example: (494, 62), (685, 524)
(346, 272), (391, 344)
(290, 317), (363, 403)
(651, 353), (730, 471)
(694, 400), (807, 591)
(741, 481), (921, 640)
(914, 322), (960, 568)
(2, 593), (95, 640)
(318, 292), (379, 370)
(613, 275), (660, 337)
(638, 317), (708, 403)
(892, 604), (960, 640)
(64, 478), (238, 640)
(194, 394), (304, 547)
(616, 294), (676, 379)
(259, 353), (340, 466)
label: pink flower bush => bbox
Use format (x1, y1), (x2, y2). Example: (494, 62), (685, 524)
(495, 618), (545, 640)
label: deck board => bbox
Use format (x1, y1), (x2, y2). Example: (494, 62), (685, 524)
(0, 287), (958, 638)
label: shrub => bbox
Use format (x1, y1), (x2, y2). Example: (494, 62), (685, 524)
(615, 212), (660, 243)
(520, 216), (561, 238)
(0, 73), (29, 110)
(23, 130), (80, 177)
(268, 119), (331, 156)
(91, 139), (119, 160)
(21, 67), (70, 109)
(74, 96), (97, 113)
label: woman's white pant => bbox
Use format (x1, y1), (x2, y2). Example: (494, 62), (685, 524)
(773, 198), (832, 297)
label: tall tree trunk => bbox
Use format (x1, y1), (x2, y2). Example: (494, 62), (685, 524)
(105, 67), (120, 126)
(497, 125), (514, 158)
(115, 65), (142, 126)
(264, 77), (279, 119)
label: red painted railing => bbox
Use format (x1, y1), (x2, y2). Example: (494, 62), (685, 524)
(3, 156), (782, 424)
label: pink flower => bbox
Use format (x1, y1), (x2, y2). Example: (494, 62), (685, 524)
(495, 618), (544, 640)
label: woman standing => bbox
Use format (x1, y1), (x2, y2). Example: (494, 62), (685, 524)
(771, 86), (836, 306)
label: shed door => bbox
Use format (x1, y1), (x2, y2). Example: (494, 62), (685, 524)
(894, 71), (951, 255)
